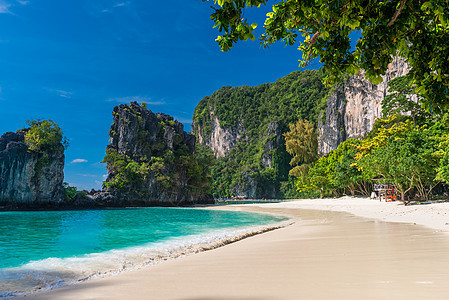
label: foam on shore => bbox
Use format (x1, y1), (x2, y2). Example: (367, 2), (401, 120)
(0, 220), (291, 298)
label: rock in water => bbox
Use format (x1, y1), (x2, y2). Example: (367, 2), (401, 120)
(0, 130), (65, 207)
(102, 101), (212, 206)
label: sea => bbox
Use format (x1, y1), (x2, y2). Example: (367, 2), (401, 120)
(0, 207), (288, 297)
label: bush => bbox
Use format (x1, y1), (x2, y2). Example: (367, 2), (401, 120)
(24, 119), (69, 153)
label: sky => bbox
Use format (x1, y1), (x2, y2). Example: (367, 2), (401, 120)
(0, 0), (320, 190)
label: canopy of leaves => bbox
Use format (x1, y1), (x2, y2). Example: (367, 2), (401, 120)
(298, 138), (366, 197)
(355, 125), (442, 202)
(203, 0), (449, 110)
(284, 119), (318, 177)
(24, 119), (69, 153)
(382, 75), (431, 126)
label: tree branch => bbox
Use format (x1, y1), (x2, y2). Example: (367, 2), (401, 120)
(304, 31), (320, 64)
(306, 31), (320, 46)
(387, 0), (406, 27)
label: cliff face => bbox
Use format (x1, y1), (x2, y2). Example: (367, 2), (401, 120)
(194, 117), (281, 199)
(318, 57), (410, 155)
(195, 114), (245, 158)
(0, 130), (65, 206)
(103, 102), (212, 205)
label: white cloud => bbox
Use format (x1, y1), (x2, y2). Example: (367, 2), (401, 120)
(56, 90), (72, 98)
(99, 1), (130, 14)
(0, 1), (11, 13)
(45, 87), (73, 99)
(106, 96), (165, 105)
(113, 2), (128, 8)
(71, 159), (88, 164)
(0, 0), (28, 14)
(102, 174), (108, 180)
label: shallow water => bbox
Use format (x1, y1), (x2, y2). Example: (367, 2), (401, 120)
(0, 207), (287, 297)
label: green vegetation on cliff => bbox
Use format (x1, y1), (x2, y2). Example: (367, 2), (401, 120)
(23, 119), (69, 181)
(193, 69), (329, 198)
(24, 119), (69, 153)
(102, 102), (212, 204)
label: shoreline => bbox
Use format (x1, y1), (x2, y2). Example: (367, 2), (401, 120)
(1, 210), (289, 298)
(254, 196), (449, 234)
(18, 197), (449, 299)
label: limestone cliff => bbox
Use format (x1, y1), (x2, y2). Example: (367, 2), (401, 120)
(195, 114), (245, 159)
(0, 130), (65, 207)
(318, 57), (410, 155)
(102, 102), (212, 206)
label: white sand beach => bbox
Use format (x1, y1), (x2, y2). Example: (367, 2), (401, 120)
(257, 196), (449, 234)
(20, 197), (449, 299)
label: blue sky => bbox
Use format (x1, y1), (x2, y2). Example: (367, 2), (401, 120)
(0, 0), (319, 190)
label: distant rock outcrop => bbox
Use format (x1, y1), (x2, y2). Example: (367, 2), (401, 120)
(0, 130), (65, 207)
(100, 102), (212, 206)
(318, 57), (410, 155)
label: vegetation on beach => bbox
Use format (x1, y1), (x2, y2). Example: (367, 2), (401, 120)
(296, 76), (449, 204)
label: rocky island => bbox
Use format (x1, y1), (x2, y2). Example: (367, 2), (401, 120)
(0, 120), (66, 209)
(98, 101), (213, 206)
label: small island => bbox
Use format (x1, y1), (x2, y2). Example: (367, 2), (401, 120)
(0, 102), (213, 210)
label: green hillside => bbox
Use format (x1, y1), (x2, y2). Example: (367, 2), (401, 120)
(192, 69), (329, 198)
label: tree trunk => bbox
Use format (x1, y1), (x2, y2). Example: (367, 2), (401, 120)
(349, 183), (355, 196)
(401, 191), (406, 205)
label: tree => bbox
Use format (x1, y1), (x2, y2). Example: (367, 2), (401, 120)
(203, 0), (449, 109)
(284, 119), (318, 177)
(297, 138), (367, 197)
(186, 144), (216, 196)
(433, 114), (449, 184)
(436, 135), (449, 185)
(63, 182), (87, 201)
(24, 119), (69, 153)
(356, 125), (441, 203)
(382, 74), (431, 126)
(332, 139), (369, 196)
(297, 153), (334, 198)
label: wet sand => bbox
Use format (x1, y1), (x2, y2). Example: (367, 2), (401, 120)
(21, 204), (449, 300)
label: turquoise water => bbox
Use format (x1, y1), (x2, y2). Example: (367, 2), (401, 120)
(0, 207), (287, 296)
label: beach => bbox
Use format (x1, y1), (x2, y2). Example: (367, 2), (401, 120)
(20, 197), (449, 299)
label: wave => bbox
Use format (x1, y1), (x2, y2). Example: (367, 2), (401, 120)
(0, 221), (291, 298)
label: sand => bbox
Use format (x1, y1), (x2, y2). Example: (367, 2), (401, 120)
(19, 197), (449, 299)
(254, 196), (449, 234)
